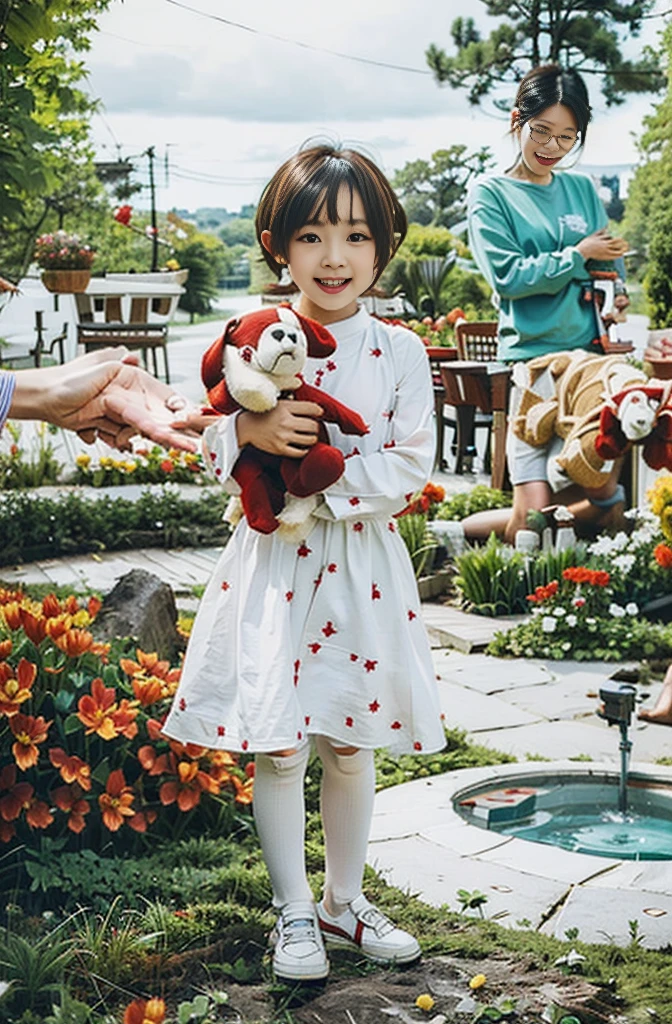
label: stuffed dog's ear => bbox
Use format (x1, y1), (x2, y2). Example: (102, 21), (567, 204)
(202, 332), (226, 392)
(595, 404), (629, 460)
(294, 311), (337, 359)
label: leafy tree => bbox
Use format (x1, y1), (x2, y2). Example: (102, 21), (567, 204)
(0, 0), (112, 277)
(426, 2), (664, 107)
(392, 146), (494, 229)
(219, 217), (256, 247)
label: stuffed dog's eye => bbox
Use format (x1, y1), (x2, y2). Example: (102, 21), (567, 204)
(271, 329), (285, 341)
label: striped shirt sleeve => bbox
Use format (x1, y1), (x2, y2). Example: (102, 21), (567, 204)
(0, 371), (16, 431)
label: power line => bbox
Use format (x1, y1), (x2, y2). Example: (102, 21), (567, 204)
(163, 0), (432, 75)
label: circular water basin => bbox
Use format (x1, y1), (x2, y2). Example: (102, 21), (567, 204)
(454, 771), (672, 861)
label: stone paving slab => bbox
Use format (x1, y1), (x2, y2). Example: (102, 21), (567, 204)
(431, 649), (555, 693)
(541, 886), (672, 949)
(497, 671), (610, 722)
(585, 859), (672, 896)
(368, 834), (570, 929)
(474, 835), (619, 885)
(436, 678), (543, 733)
(421, 604), (525, 653)
(472, 719), (624, 763)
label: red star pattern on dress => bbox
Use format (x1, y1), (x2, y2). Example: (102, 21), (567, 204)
(345, 716), (354, 727)
(388, 521), (396, 532)
(364, 659), (378, 672)
(221, 581), (230, 591)
(215, 467), (222, 477)
(350, 653), (359, 662)
(368, 699), (380, 713)
(293, 659), (300, 686)
(390, 720), (402, 730)
(179, 697), (186, 711)
(286, 591), (293, 602)
(314, 572), (323, 588)
(327, 562), (338, 573)
(413, 741), (423, 751)
(353, 522), (363, 532)
(209, 451), (217, 462)
(371, 583), (381, 600)
(305, 715), (310, 726)
(217, 725), (226, 737)
(322, 620), (337, 637)
(297, 543), (311, 557)
(349, 496), (361, 506)
(408, 609), (417, 621)
(326, 360), (337, 371)
(241, 740), (249, 750)
(370, 347), (382, 357)
(308, 642), (321, 654)
(297, 730), (303, 741)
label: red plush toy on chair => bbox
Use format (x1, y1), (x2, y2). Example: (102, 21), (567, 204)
(202, 305), (368, 537)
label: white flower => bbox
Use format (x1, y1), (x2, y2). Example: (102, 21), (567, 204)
(625, 602), (639, 616)
(609, 603), (626, 618)
(566, 613), (578, 627)
(541, 616), (557, 633)
(562, 641), (572, 651)
(612, 554), (636, 574)
(553, 606), (566, 617)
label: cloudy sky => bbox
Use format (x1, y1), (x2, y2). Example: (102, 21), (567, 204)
(85, 0), (671, 213)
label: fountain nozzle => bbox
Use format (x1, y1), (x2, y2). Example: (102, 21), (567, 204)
(597, 682), (636, 727)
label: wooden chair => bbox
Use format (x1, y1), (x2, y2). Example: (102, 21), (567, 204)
(443, 321), (500, 473)
(75, 294), (171, 382)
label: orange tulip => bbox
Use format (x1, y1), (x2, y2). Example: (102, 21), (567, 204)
(0, 639), (12, 659)
(232, 774), (254, 805)
(120, 648), (180, 684)
(159, 759), (220, 812)
(49, 748), (91, 791)
(52, 784), (89, 833)
(63, 596), (79, 615)
(2, 602), (22, 632)
(20, 609), (47, 647)
(98, 769), (136, 831)
(55, 628), (94, 657)
(25, 796), (54, 830)
(132, 676), (164, 707)
(88, 596), (102, 619)
(42, 593), (62, 619)
(77, 678), (119, 740)
(45, 615), (71, 642)
(123, 997), (166, 1024)
(10, 713), (51, 770)
(0, 658), (37, 716)
(112, 698), (139, 739)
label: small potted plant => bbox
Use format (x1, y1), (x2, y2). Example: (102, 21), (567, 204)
(34, 230), (96, 293)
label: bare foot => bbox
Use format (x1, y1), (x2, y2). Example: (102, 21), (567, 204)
(637, 706), (672, 726)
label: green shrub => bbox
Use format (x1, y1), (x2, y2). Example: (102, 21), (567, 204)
(433, 485), (512, 521)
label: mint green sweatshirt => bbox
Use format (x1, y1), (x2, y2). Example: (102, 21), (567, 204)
(467, 172), (607, 362)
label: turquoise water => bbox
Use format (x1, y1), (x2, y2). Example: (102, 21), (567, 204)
(491, 805), (672, 860)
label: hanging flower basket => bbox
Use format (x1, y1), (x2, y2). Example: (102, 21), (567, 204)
(41, 269), (92, 294)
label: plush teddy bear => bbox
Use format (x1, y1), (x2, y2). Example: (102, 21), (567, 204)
(511, 349), (668, 490)
(201, 305), (368, 536)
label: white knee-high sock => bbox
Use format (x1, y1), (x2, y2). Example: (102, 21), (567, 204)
(253, 745), (313, 909)
(315, 735), (376, 912)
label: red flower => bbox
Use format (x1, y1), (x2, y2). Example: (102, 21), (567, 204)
(114, 205), (133, 226)
(98, 769), (136, 831)
(654, 543), (672, 569)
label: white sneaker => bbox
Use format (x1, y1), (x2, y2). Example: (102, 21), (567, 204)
(317, 894), (421, 964)
(269, 900), (329, 981)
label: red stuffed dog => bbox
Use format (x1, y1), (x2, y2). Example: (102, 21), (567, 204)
(202, 305), (368, 535)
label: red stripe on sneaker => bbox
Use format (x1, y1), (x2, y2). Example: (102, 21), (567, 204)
(354, 919), (364, 946)
(318, 918), (357, 943)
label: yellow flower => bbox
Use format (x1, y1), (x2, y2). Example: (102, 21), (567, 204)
(99, 456), (113, 469)
(164, 258), (180, 271)
(415, 994), (435, 1012)
(469, 974), (486, 990)
(124, 461), (137, 472)
(76, 453), (91, 469)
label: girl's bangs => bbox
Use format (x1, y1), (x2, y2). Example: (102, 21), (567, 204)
(295, 159), (357, 228)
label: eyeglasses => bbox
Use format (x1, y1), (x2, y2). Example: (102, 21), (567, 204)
(527, 124), (580, 151)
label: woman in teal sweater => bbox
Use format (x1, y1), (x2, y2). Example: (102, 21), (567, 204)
(466, 63), (632, 543)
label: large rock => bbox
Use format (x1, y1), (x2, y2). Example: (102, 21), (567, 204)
(93, 569), (181, 661)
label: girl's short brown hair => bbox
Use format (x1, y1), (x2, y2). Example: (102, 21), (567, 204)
(255, 144), (407, 283)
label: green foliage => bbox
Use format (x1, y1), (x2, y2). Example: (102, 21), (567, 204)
(374, 726), (514, 791)
(426, 1), (664, 107)
(0, 486), (231, 565)
(0, 918), (75, 1016)
(0, 0), (113, 275)
(177, 239), (225, 321)
(455, 534), (585, 617)
(219, 217), (256, 247)
(433, 485), (512, 522)
(644, 209), (672, 328)
(395, 512), (438, 578)
(0, 422), (62, 489)
(456, 887), (488, 917)
(392, 147), (494, 228)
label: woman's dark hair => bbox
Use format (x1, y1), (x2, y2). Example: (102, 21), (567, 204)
(255, 144), (407, 283)
(512, 63), (592, 143)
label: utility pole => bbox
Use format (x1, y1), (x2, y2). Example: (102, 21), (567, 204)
(147, 145), (159, 271)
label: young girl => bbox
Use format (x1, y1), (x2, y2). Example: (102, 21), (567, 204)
(464, 64), (632, 543)
(163, 145), (445, 982)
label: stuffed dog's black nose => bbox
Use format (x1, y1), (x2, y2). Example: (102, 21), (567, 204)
(288, 332), (297, 343)
(271, 329), (285, 341)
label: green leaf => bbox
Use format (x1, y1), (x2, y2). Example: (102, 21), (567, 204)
(91, 757), (110, 785)
(63, 713), (82, 735)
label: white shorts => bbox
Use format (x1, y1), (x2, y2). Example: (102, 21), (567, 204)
(506, 363), (564, 489)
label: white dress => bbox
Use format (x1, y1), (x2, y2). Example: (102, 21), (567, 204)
(162, 306), (445, 755)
